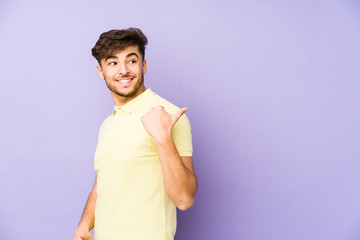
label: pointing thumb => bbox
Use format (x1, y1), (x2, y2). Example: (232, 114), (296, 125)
(171, 107), (188, 125)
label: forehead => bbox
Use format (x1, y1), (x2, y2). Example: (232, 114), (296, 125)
(110, 45), (141, 58)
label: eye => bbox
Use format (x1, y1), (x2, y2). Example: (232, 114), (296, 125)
(129, 60), (137, 64)
(109, 62), (117, 66)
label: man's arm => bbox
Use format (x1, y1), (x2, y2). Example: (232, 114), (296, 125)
(141, 106), (198, 211)
(73, 176), (97, 240)
(155, 140), (197, 210)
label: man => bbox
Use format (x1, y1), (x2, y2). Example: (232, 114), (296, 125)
(73, 28), (198, 240)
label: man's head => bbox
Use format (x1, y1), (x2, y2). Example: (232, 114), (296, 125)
(92, 28), (148, 106)
(92, 28), (148, 64)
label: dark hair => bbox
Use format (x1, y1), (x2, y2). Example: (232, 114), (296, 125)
(91, 27), (148, 64)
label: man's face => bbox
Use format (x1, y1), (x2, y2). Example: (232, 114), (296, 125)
(96, 45), (147, 105)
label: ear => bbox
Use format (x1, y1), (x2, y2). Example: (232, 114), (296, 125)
(96, 65), (105, 80)
(143, 59), (147, 75)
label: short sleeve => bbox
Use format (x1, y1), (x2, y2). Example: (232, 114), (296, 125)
(171, 113), (193, 157)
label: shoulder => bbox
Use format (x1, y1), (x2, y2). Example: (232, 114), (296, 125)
(150, 90), (191, 125)
(149, 91), (181, 114)
(101, 114), (113, 126)
(98, 114), (114, 134)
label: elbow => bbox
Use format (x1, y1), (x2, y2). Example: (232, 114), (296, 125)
(176, 197), (195, 211)
(171, 182), (198, 211)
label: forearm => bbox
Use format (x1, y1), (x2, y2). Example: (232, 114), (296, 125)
(76, 186), (97, 232)
(154, 134), (197, 210)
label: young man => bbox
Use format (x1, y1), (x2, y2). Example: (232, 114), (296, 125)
(73, 28), (197, 240)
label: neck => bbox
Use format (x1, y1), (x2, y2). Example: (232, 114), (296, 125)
(112, 86), (146, 106)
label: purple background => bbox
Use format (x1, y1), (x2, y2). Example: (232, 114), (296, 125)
(1, 1), (360, 239)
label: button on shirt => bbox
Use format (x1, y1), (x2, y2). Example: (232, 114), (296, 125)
(93, 89), (193, 240)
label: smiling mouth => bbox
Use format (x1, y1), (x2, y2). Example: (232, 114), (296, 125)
(118, 79), (132, 83)
(116, 77), (134, 86)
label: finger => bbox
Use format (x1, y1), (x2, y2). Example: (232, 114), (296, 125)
(171, 107), (188, 124)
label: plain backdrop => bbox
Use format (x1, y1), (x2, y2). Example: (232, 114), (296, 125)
(1, 0), (360, 240)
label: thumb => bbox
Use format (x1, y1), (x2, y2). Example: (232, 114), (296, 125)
(171, 107), (188, 125)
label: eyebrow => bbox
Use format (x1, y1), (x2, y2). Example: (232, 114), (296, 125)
(126, 52), (139, 59)
(105, 56), (117, 62)
(105, 52), (139, 62)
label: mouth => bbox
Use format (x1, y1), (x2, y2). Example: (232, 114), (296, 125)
(116, 77), (134, 87)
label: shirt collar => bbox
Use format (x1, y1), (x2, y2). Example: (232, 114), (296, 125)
(113, 88), (155, 116)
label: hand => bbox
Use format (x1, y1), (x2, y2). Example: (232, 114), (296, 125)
(73, 230), (92, 240)
(141, 106), (188, 142)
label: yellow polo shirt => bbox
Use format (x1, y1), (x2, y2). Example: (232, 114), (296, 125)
(93, 89), (193, 240)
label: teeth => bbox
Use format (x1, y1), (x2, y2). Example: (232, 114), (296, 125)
(119, 79), (131, 83)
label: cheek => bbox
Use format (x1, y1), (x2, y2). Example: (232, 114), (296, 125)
(104, 69), (117, 78)
(130, 65), (142, 72)
(137, 67), (145, 75)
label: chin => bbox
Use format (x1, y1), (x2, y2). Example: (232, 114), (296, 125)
(118, 88), (139, 97)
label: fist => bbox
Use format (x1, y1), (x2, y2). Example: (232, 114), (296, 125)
(141, 105), (188, 141)
(73, 231), (92, 240)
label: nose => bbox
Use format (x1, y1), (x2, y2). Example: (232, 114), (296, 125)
(118, 62), (129, 75)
